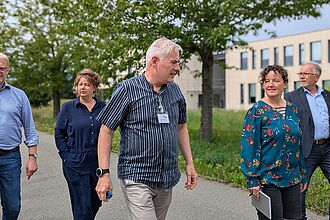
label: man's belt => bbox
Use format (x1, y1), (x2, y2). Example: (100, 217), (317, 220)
(0, 146), (20, 156)
(313, 138), (329, 145)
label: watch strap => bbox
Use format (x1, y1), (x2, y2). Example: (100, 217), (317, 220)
(29, 153), (38, 158)
(96, 168), (110, 177)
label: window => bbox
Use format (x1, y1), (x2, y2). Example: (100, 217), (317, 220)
(261, 85), (265, 98)
(328, 40), (330, 63)
(310, 41), (321, 63)
(240, 51), (248, 70)
(198, 95), (202, 107)
(294, 81), (301, 90)
(252, 50), (256, 69)
(249, 83), (256, 104)
(261, 49), (269, 68)
(299, 43), (304, 65)
(274, 47), (279, 65)
(323, 80), (330, 90)
(284, 45), (293, 66)
(213, 94), (221, 108)
(240, 84), (244, 104)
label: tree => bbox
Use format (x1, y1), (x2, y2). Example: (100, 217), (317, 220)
(3, 0), (329, 139)
(1, 0), (108, 117)
(78, 0), (328, 141)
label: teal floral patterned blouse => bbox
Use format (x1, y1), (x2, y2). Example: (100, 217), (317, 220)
(240, 100), (307, 188)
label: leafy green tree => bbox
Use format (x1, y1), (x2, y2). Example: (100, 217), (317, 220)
(77, 0), (329, 141)
(1, 0), (101, 117)
(3, 0), (330, 140)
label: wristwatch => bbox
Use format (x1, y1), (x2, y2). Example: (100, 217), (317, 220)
(29, 153), (38, 159)
(96, 168), (110, 177)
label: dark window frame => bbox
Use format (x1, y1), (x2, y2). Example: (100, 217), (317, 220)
(252, 50), (256, 69)
(274, 47), (279, 65)
(240, 84), (244, 104)
(248, 83), (256, 104)
(284, 45), (293, 66)
(240, 51), (248, 70)
(260, 49), (269, 68)
(299, 43), (304, 65)
(310, 41), (322, 64)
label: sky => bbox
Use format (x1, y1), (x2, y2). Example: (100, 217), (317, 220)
(242, 4), (330, 42)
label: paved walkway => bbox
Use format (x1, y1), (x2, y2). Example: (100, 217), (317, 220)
(10, 132), (327, 219)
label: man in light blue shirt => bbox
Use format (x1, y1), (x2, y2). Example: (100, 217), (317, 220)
(0, 52), (39, 219)
(285, 62), (330, 220)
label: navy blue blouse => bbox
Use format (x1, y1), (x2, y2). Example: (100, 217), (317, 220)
(54, 98), (105, 160)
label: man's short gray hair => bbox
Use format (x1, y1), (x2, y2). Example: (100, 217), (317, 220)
(303, 62), (322, 75)
(146, 37), (182, 66)
(0, 52), (9, 66)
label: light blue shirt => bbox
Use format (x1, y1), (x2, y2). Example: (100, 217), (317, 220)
(304, 86), (330, 140)
(0, 82), (39, 150)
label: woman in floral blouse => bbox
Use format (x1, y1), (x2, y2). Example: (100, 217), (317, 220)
(240, 65), (307, 220)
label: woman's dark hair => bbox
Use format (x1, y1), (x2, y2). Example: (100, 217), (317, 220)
(259, 64), (288, 84)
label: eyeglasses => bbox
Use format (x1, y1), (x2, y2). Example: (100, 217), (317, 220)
(0, 67), (9, 72)
(296, 72), (316, 76)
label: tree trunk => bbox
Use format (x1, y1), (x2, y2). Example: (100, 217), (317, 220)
(199, 45), (213, 142)
(53, 90), (61, 119)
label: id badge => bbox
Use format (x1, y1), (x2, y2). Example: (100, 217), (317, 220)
(157, 113), (170, 124)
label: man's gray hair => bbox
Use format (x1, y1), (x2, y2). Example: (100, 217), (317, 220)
(0, 52), (9, 66)
(146, 37), (182, 66)
(303, 62), (322, 75)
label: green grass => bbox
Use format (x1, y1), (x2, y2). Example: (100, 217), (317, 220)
(306, 168), (330, 214)
(32, 104), (329, 215)
(33, 105), (56, 135)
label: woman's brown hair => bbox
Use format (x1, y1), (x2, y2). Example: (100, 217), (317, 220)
(73, 68), (101, 96)
(259, 64), (288, 84)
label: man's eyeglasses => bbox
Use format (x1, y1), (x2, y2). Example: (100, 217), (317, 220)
(0, 67), (9, 72)
(296, 72), (316, 76)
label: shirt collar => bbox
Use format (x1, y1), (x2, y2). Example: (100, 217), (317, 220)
(303, 85), (323, 96)
(73, 97), (100, 108)
(141, 72), (168, 93)
(73, 97), (80, 106)
(0, 82), (11, 92)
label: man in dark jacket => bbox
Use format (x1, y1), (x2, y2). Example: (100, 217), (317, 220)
(285, 62), (330, 220)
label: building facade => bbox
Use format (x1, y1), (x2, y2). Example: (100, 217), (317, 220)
(226, 28), (330, 110)
(175, 53), (226, 109)
(176, 28), (330, 110)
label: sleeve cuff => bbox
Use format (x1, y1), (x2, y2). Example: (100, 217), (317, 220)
(247, 177), (260, 188)
(59, 151), (69, 160)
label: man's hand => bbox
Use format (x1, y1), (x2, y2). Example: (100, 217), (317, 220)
(26, 157), (38, 180)
(95, 174), (113, 202)
(184, 163), (197, 190)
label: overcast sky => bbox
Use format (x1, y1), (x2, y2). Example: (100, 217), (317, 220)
(243, 5), (330, 42)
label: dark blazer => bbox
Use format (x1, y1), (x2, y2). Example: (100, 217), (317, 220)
(285, 87), (330, 158)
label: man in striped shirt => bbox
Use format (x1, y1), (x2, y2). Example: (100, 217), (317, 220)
(95, 37), (197, 220)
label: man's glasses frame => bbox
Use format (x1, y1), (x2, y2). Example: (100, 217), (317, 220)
(296, 72), (317, 76)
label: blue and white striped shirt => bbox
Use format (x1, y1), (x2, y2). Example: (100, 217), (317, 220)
(97, 73), (187, 190)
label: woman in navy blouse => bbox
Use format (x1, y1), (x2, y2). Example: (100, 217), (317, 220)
(240, 65), (307, 220)
(54, 68), (105, 220)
